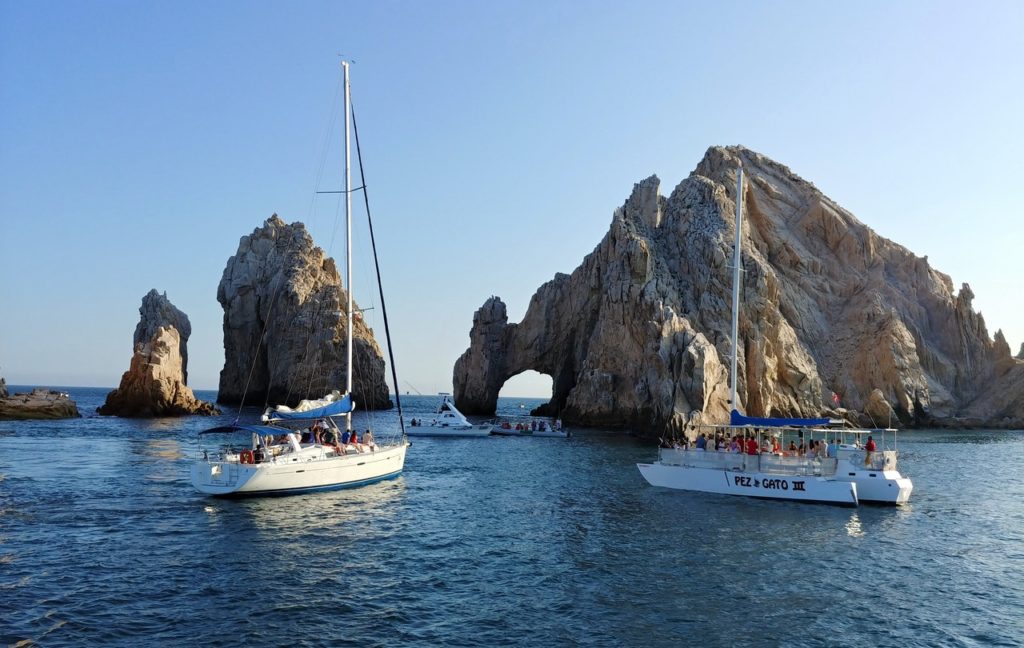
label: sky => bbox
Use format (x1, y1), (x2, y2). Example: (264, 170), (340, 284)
(1, 0), (1021, 398)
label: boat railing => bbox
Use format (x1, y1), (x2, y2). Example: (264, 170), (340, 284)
(759, 455), (837, 476)
(836, 448), (898, 471)
(658, 449), (839, 476)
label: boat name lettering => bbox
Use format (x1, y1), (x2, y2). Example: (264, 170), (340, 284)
(733, 476), (753, 487)
(792, 481), (806, 491)
(760, 478), (789, 491)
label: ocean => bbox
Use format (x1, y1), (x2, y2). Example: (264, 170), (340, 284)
(1, 387), (1022, 647)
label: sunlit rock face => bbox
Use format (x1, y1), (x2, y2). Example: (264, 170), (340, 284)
(99, 325), (219, 417)
(454, 146), (1023, 433)
(135, 289), (192, 384)
(217, 215), (390, 409)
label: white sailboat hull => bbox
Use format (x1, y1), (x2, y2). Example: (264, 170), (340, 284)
(637, 462), (858, 507)
(191, 443), (408, 496)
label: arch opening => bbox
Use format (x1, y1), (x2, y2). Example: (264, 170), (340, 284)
(497, 370), (555, 416)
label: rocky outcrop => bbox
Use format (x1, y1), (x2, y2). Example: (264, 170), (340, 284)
(0, 388), (80, 420)
(454, 146), (1024, 433)
(99, 292), (219, 417)
(135, 289), (192, 385)
(217, 215), (390, 409)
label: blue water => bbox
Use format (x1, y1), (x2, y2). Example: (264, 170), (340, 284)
(1, 387), (1022, 647)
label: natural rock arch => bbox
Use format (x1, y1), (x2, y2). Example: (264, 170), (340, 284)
(453, 146), (1024, 434)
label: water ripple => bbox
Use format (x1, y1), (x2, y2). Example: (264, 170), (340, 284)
(0, 390), (1022, 646)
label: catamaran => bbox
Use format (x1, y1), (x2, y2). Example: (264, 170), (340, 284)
(191, 61), (409, 496)
(637, 163), (912, 506)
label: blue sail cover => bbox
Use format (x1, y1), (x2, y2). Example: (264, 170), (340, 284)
(266, 393), (354, 421)
(730, 409), (830, 428)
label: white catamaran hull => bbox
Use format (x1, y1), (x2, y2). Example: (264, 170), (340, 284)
(191, 443), (408, 496)
(637, 462), (859, 507)
(405, 424), (491, 438)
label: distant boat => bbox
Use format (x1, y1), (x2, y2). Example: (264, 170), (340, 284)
(191, 61), (409, 496)
(490, 417), (568, 438)
(406, 394), (492, 437)
(637, 163), (912, 506)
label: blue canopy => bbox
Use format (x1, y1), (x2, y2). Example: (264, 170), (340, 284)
(266, 393), (353, 422)
(730, 409), (830, 428)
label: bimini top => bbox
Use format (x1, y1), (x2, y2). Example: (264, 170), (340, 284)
(730, 409), (830, 428)
(263, 391), (354, 422)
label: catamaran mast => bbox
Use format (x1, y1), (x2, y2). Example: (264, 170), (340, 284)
(729, 163), (743, 414)
(343, 60), (354, 433)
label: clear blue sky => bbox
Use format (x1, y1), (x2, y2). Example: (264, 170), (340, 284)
(1, 0), (1021, 398)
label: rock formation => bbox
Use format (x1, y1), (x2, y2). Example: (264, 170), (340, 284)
(99, 292), (219, 417)
(0, 388), (80, 420)
(136, 289), (192, 384)
(217, 215), (391, 409)
(454, 146), (1024, 433)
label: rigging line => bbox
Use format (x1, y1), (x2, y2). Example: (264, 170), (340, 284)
(350, 96), (406, 438)
(307, 71), (345, 228)
(235, 273), (288, 423)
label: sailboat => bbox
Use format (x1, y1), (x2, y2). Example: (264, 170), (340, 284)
(637, 163), (912, 506)
(191, 61), (409, 496)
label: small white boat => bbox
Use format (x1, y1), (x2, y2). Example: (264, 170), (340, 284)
(191, 61), (409, 496)
(490, 418), (569, 438)
(637, 163), (912, 507)
(406, 394), (492, 437)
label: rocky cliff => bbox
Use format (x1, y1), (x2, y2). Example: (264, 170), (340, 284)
(217, 215), (390, 409)
(99, 292), (219, 417)
(454, 146), (1023, 433)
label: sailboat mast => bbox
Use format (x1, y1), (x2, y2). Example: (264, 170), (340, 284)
(729, 163), (743, 414)
(343, 60), (354, 432)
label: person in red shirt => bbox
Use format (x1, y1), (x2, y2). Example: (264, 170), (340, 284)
(745, 435), (759, 455)
(864, 435), (877, 466)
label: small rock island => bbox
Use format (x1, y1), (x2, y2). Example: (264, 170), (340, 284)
(0, 382), (80, 420)
(98, 290), (219, 417)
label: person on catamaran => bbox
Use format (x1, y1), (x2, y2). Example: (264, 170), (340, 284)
(745, 435), (759, 455)
(865, 435), (877, 466)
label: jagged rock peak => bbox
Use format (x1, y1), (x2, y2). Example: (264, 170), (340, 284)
(454, 145), (1023, 432)
(217, 215), (391, 409)
(136, 289), (192, 384)
(99, 323), (219, 418)
(1017, 343), (1024, 361)
(0, 376), (6, 399)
